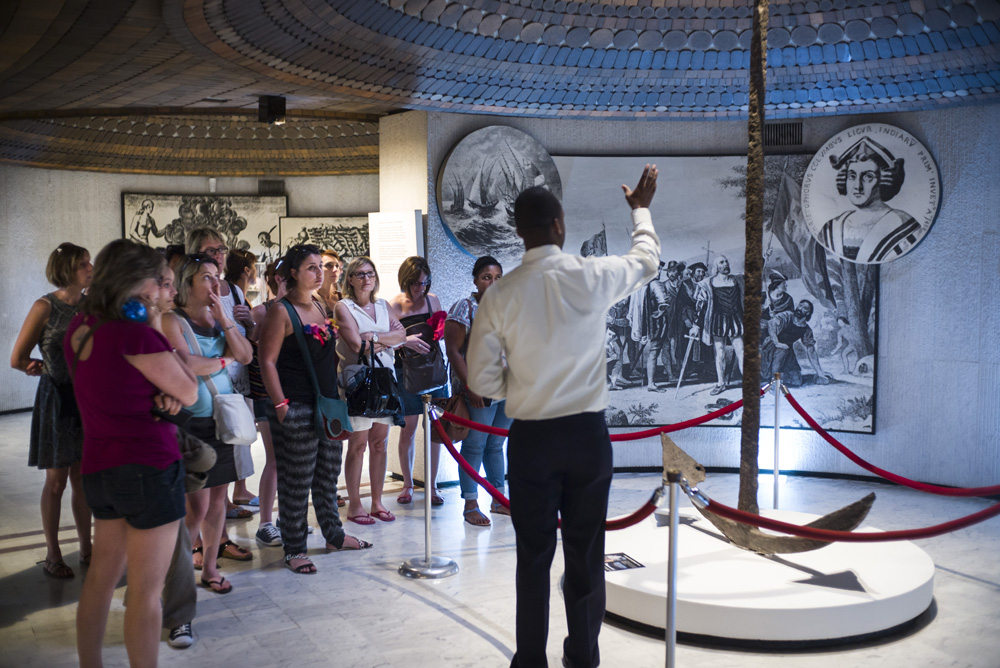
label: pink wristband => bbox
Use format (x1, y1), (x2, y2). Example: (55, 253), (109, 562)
(274, 399), (290, 409)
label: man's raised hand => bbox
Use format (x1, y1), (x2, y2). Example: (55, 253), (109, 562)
(622, 163), (658, 210)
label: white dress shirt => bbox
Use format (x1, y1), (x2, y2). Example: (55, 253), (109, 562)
(467, 208), (660, 420)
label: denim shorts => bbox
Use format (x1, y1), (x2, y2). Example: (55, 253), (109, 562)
(83, 460), (186, 530)
(399, 386), (450, 416)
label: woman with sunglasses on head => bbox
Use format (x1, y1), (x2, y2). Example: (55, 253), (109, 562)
(160, 253), (253, 595)
(64, 240), (198, 668)
(11, 242), (94, 579)
(186, 229), (258, 517)
(335, 257), (407, 525)
(259, 245), (372, 575)
(444, 256), (512, 527)
(388, 256), (448, 507)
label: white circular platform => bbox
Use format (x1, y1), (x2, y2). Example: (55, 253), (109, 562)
(604, 508), (935, 644)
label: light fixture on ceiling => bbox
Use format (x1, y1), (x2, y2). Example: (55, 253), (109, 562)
(258, 95), (286, 125)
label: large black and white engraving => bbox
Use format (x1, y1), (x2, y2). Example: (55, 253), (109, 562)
(279, 216), (369, 263)
(122, 193), (287, 262)
(553, 155), (878, 434)
(801, 124), (940, 265)
(436, 126), (562, 265)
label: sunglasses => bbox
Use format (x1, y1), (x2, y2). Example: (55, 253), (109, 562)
(203, 245), (228, 257)
(352, 271), (376, 280)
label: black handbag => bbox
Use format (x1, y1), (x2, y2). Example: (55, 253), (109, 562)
(396, 320), (449, 395)
(340, 342), (404, 420)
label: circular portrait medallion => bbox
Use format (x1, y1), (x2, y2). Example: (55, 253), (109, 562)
(800, 123), (940, 264)
(436, 125), (562, 264)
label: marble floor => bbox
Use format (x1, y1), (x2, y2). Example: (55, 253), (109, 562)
(0, 410), (998, 668)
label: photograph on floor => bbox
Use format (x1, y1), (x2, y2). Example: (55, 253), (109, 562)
(553, 154), (879, 434)
(122, 193), (288, 263)
(278, 216), (370, 262)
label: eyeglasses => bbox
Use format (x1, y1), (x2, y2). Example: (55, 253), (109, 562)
(414, 280), (431, 287)
(178, 254), (212, 276)
(203, 245), (228, 257)
(352, 271), (376, 280)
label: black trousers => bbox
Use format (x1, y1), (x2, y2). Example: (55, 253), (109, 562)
(507, 412), (613, 668)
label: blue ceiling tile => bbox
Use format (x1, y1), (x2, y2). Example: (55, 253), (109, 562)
(925, 78), (942, 92)
(983, 22), (1000, 42)
(664, 51), (678, 69)
(670, 91), (684, 105)
(969, 26), (990, 47)
(614, 49), (630, 68)
(796, 46), (812, 66)
(683, 91), (696, 106)
(577, 48), (594, 67)
(955, 28), (977, 48)
(691, 50), (705, 69)
(910, 80), (927, 94)
(942, 31), (962, 50)
(717, 51), (731, 69)
(889, 37), (905, 58)
(898, 81), (914, 95)
(873, 83), (888, 97)
(588, 49), (605, 67)
(721, 91), (734, 105)
(734, 91), (748, 104)
(822, 44), (838, 63)
(900, 35), (920, 56)
(860, 84), (874, 97)
(862, 40), (878, 59)
(652, 50), (667, 69)
(769, 48), (783, 67)
(849, 41), (865, 61)
(565, 48), (582, 67)
(821, 87), (835, 100)
(847, 84), (861, 97)
(678, 50), (692, 69)
(638, 50), (653, 68)
(928, 32), (948, 52)
(885, 82), (900, 96)
(708, 91), (721, 106)
(833, 86), (848, 100)
(938, 77), (955, 91)
(798, 89), (811, 102)
(553, 46), (570, 66)
(602, 50), (619, 68)
(875, 39), (892, 59)
(704, 51), (718, 69)
(809, 45), (824, 64)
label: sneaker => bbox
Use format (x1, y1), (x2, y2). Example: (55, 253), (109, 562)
(256, 522), (282, 547)
(275, 517), (313, 534)
(167, 622), (193, 649)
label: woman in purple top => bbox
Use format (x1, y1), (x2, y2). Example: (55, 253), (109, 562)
(64, 240), (198, 668)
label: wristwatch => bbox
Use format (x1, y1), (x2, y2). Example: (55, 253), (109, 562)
(371, 333), (379, 344)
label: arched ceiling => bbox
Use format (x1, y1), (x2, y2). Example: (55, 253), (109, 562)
(0, 0), (997, 175)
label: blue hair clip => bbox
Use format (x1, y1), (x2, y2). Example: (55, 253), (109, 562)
(121, 298), (148, 323)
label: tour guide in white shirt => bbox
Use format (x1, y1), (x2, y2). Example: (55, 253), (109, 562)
(467, 166), (660, 668)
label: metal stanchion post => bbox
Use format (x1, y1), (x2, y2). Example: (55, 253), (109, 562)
(399, 395), (459, 579)
(665, 469), (680, 668)
(773, 372), (781, 510)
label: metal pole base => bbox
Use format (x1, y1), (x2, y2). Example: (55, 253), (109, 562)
(398, 556), (459, 579)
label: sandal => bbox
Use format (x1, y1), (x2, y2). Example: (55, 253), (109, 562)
(200, 576), (233, 594)
(38, 558), (74, 579)
(192, 546), (203, 571)
(371, 509), (395, 522)
(326, 535), (374, 551)
(79, 552), (92, 567)
(490, 502), (511, 516)
(284, 553), (316, 574)
(347, 513), (375, 525)
(337, 495), (346, 508)
(226, 506), (253, 520)
(431, 489), (445, 506)
(463, 508), (491, 527)
(396, 487), (413, 504)
(233, 496), (259, 507)
(217, 540), (253, 561)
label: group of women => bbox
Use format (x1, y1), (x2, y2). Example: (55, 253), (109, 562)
(12, 232), (513, 666)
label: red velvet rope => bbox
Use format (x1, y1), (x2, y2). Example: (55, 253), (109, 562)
(429, 416), (659, 531)
(438, 387), (765, 441)
(700, 493), (1000, 542)
(784, 391), (1000, 498)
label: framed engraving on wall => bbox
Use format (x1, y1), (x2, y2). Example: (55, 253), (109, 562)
(279, 216), (370, 263)
(122, 193), (287, 263)
(436, 125), (562, 266)
(801, 123), (940, 264)
(551, 154), (878, 434)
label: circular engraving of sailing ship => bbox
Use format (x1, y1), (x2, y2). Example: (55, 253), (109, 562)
(801, 123), (940, 265)
(436, 125), (562, 263)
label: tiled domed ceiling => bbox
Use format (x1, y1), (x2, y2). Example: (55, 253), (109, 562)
(0, 0), (997, 175)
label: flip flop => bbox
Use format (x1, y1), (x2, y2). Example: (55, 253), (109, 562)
(200, 576), (233, 594)
(396, 487), (413, 504)
(371, 510), (395, 522)
(38, 559), (74, 579)
(326, 536), (374, 551)
(347, 513), (376, 525)
(490, 502), (511, 516)
(217, 540), (253, 561)
(430, 490), (445, 506)
(226, 506), (253, 520)
(463, 508), (491, 526)
(192, 546), (203, 571)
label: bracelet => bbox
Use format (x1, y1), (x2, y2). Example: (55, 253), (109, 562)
(274, 399), (290, 409)
(219, 357), (227, 369)
(222, 323), (236, 332)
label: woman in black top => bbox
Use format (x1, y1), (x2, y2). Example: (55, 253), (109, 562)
(258, 245), (371, 574)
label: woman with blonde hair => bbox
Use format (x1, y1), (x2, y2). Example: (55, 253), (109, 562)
(65, 239), (197, 668)
(11, 242), (94, 578)
(335, 257), (407, 525)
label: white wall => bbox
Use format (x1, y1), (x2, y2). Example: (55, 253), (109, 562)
(0, 168), (378, 413)
(420, 105), (1000, 488)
